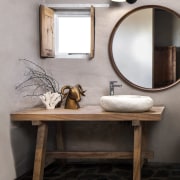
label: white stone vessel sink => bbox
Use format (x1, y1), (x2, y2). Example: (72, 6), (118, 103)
(100, 95), (153, 112)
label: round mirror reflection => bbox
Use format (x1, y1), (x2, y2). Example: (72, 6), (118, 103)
(109, 5), (180, 91)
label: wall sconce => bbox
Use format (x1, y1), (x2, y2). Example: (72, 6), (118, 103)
(127, 0), (137, 3)
(111, 0), (126, 2)
(111, 0), (137, 3)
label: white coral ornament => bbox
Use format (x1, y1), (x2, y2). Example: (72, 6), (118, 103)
(39, 91), (61, 110)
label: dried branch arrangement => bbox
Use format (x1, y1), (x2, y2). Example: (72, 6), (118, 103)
(16, 59), (60, 97)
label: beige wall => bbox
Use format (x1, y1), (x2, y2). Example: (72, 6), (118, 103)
(1, 0), (180, 179)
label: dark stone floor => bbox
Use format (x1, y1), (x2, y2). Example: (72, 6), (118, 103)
(16, 161), (180, 180)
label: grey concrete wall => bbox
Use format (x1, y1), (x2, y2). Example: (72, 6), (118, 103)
(1, 0), (180, 179)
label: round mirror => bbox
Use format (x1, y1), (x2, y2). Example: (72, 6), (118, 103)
(109, 5), (180, 91)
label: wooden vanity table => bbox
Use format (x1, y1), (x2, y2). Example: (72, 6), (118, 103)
(11, 105), (164, 180)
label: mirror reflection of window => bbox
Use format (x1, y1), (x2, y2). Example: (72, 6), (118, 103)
(113, 9), (153, 88)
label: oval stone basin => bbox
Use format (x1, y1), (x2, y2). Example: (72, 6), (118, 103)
(100, 95), (153, 112)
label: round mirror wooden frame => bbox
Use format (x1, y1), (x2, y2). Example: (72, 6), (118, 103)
(109, 5), (180, 91)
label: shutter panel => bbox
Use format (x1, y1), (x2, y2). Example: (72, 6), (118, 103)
(89, 6), (95, 59)
(40, 5), (55, 58)
(154, 46), (176, 88)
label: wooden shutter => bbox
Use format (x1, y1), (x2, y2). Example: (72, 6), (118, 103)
(153, 46), (176, 88)
(89, 6), (95, 59)
(40, 5), (55, 58)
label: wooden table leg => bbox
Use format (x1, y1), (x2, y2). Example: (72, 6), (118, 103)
(132, 121), (142, 180)
(32, 122), (48, 180)
(56, 123), (65, 151)
(56, 123), (66, 164)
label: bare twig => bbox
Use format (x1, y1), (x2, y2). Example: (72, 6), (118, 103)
(19, 58), (46, 73)
(16, 59), (60, 97)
